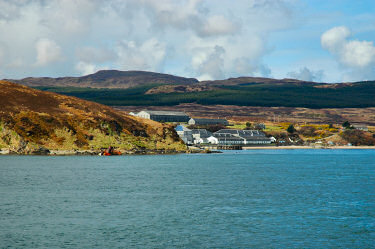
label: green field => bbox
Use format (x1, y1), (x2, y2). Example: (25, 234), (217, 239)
(35, 81), (375, 108)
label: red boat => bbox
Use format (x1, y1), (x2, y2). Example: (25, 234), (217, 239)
(102, 151), (122, 156)
(100, 146), (122, 156)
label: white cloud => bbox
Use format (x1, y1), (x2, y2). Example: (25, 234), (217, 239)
(197, 15), (238, 37)
(321, 26), (375, 80)
(76, 46), (117, 63)
(35, 38), (63, 66)
(196, 45), (226, 80)
(0, 0), (297, 80)
(287, 67), (324, 82)
(0, 0), (23, 21)
(0, 43), (5, 65)
(75, 61), (109, 75)
(115, 38), (166, 71)
(40, 0), (98, 36)
(321, 26), (350, 53)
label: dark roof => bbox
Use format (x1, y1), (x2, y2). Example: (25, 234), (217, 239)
(214, 133), (245, 141)
(142, 110), (189, 116)
(190, 118), (228, 123)
(191, 129), (212, 137)
(214, 129), (265, 137)
(214, 133), (270, 142)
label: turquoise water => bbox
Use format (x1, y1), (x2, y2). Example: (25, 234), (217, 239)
(0, 150), (374, 248)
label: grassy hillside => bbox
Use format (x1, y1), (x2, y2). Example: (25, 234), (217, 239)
(0, 81), (186, 154)
(36, 81), (375, 108)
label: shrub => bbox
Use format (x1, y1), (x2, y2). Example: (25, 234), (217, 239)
(340, 129), (375, 146)
(342, 121), (351, 129)
(299, 126), (317, 137)
(287, 124), (295, 134)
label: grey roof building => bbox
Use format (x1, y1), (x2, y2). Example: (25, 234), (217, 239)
(352, 124), (368, 131)
(191, 129), (212, 138)
(213, 129), (271, 145)
(137, 110), (190, 122)
(175, 125), (193, 144)
(188, 118), (228, 126)
(214, 133), (245, 145)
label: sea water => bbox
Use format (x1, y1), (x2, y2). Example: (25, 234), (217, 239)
(0, 150), (374, 248)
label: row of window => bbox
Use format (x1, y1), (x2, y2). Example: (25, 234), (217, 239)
(218, 140), (271, 145)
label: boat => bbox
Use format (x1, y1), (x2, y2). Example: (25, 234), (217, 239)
(100, 146), (122, 156)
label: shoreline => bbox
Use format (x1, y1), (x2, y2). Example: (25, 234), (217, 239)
(242, 145), (375, 150)
(1, 146), (375, 155)
(0, 148), (190, 156)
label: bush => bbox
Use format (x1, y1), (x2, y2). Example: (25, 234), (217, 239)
(287, 124), (295, 134)
(299, 126), (317, 137)
(342, 121), (351, 129)
(340, 130), (375, 146)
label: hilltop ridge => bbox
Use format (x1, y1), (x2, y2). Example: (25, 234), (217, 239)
(7, 70), (199, 88)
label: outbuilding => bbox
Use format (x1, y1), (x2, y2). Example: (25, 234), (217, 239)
(188, 118), (228, 126)
(137, 110), (190, 123)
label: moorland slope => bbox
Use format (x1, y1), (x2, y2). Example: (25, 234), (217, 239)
(0, 80), (186, 154)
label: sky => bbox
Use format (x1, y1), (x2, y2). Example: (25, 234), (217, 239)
(0, 0), (374, 82)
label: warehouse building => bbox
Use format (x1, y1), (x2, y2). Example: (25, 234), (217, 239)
(136, 110), (190, 122)
(188, 118), (229, 126)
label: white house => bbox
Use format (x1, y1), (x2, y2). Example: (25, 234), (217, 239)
(191, 129), (212, 144)
(207, 136), (219, 144)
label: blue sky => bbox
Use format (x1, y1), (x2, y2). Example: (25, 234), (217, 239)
(0, 0), (374, 82)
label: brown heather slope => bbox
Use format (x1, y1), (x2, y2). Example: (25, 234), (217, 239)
(115, 103), (375, 125)
(0, 80), (186, 154)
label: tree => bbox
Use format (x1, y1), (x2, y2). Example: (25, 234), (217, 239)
(287, 124), (295, 134)
(342, 121), (351, 129)
(245, 122), (251, 128)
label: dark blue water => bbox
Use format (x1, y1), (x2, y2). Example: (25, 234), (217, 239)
(1, 150), (374, 248)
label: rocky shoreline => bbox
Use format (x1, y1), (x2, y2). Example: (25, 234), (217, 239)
(0, 147), (216, 156)
(242, 145), (375, 149)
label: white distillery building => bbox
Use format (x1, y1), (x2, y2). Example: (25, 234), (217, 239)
(213, 129), (272, 145)
(191, 129), (213, 144)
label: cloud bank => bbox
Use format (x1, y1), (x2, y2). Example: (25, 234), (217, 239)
(0, 0), (297, 80)
(287, 67), (324, 82)
(0, 0), (374, 82)
(321, 26), (375, 81)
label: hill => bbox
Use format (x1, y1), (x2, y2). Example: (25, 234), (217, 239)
(5, 70), (375, 108)
(0, 80), (186, 154)
(34, 80), (375, 109)
(7, 70), (199, 88)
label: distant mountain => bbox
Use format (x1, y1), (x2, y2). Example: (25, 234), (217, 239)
(0, 80), (185, 154)
(5, 70), (375, 108)
(7, 70), (199, 88)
